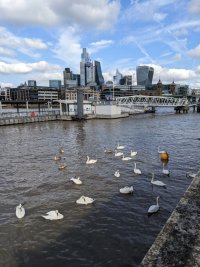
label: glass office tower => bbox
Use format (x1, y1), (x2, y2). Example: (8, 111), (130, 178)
(136, 66), (154, 87)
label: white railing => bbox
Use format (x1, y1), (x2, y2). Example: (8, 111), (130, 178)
(116, 95), (189, 107)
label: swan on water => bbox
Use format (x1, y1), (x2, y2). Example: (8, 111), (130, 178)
(114, 170), (120, 177)
(42, 210), (64, 220)
(148, 196), (160, 214)
(70, 177), (82, 185)
(59, 148), (64, 154)
(186, 172), (197, 179)
(134, 163), (141, 174)
(54, 154), (61, 161)
(157, 146), (166, 154)
(58, 164), (66, 170)
(122, 154), (132, 161)
(76, 196), (95, 205)
(115, 150), (123, 157)
(117, 143), (125, 150)
(151, 173), (166, 187)
(119, 186), (134, 194)
(162, 163), (170, 176)
(104, 148), (113, 154)
(16, 203), (25, 219)
(130, 150), (138, 157)
(86, 156), (97, 164)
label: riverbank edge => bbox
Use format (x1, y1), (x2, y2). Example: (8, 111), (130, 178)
(0, 113), (133, 125)
(140, 171), (200, 266)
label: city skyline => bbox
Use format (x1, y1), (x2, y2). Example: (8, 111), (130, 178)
(0, 0), (200, 88)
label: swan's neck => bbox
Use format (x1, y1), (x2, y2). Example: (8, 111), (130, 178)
(156, 197), (159, 206)
(151, 173), (154, 181)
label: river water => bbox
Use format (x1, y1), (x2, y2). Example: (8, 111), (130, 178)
(0, 109), (200, 267)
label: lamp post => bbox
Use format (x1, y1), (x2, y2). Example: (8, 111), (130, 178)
(113, 82), (115, 101)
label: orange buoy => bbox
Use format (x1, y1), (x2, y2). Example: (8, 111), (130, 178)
(160, 152), (169, 160)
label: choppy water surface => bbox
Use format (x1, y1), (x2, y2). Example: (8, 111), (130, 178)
(0, 110), (200, 267)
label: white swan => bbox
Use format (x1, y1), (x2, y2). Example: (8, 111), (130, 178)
(16, 203), (25, 219)
(158, 146), (166, 154)
(86, 156), (97, 164)
(114, 170), (120, 177)
(119, 186), (134, 194)
(151, 173), (166, 187)
(117, 143), (125, 150)
(76, 196), (95, 205)
(42, 210), (64, 220)
(148, 196), (160, 214)
(186, 172), (197, 178)
(134, 163), (141, 174)
(115, 150), (123, 157)
(130, 150), (138, 157)
(162, 163), (170, 176)
(70, 177), (82, 185)
(122, 154), (132, 161)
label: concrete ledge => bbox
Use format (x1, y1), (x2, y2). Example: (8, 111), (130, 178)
(140, 172), (200, 267)
(96, 113), (129, 119)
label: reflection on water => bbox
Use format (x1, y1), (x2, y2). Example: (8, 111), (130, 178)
(0, 112), (200, 267)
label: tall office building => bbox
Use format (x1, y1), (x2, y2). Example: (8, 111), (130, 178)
(94, 61), (104, 86)
(80, 48), (104, 87)
(49, 80), (61, 88)
(136, 66), (154, 87)
(28, 80), (37, 87)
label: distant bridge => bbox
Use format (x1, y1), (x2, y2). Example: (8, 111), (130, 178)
(116, 95), (190, 107)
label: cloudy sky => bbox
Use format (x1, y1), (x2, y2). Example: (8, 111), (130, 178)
(0, 0), (200, 88)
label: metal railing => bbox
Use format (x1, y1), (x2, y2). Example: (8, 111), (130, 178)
(0, 110), (60, 119)
(116, 95), (190, 107)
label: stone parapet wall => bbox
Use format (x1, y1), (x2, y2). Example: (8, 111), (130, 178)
(140, 172), (200, 267)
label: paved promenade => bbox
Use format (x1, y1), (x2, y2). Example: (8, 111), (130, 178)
(140, 172), (200, 267)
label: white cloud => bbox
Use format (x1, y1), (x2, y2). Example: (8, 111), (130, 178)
(0, 47), (15, 56)
(52, 27), (82, 73)
(0, 82), (14, 88)
(0, 61), (60, 74)
(0, 0), (120, 31)
(188, 0), (200, 14)
(88, 40), (114, 54)
(123, 0), (175, 22)
(188, 44), (200, 57)
(0, 27), (48, 60)
(29, 72), (63, 86)
(23, 38), (48, 49)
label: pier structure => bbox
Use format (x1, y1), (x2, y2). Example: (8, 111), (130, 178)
(116, 95), (193, 113)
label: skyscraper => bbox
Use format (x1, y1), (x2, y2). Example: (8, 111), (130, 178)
(80, 48), (104, 87)
(136, 66), (154, 87)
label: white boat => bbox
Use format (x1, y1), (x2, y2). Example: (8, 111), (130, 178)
(76, 196), (95, 205)
(119, 186), (134, 194)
